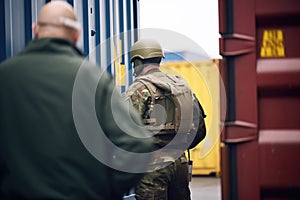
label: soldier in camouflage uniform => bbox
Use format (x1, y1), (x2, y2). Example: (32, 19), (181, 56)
(125, 39), (206, 200)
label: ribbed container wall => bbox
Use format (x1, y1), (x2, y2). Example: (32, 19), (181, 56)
(219, 0), (300, 199)
(0, 0), (139, 92)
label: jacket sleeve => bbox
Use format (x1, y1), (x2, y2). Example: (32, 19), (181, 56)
(125, 81), (151, 117)
(95, 72), (154, 198)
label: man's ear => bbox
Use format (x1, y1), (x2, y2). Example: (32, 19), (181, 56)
(73, 29), (81, 43)
(32, 23), (39, 38)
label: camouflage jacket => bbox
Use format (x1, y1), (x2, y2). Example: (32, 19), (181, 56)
(127, 80), (151, 118)
(126, 68), (206, 152)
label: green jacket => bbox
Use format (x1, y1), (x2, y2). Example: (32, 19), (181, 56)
(0, 38), (153, 199)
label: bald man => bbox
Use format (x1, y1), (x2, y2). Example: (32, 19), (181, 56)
(33, 1), (80, 43)
(0, 1), (153, 200)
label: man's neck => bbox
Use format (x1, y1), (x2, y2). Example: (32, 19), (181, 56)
(140, 64), (159, 75)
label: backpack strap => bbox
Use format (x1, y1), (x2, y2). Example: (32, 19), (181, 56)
(135, 79), (159, 125)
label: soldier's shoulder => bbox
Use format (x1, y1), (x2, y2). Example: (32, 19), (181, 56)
(128, 80), (150, 93)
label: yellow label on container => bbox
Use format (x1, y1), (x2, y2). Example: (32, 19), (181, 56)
(260, 29), (285, 58)
(114, 40), (126, 87)
(120, 64), (126, 86)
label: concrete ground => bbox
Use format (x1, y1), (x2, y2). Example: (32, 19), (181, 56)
(123, 175), (221, 200)
(190, 176), (221, 200)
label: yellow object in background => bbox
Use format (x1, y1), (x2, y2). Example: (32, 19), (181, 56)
(160, 59), (221, 176)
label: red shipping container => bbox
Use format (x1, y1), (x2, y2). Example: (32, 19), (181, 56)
(219, 0), (300, 199)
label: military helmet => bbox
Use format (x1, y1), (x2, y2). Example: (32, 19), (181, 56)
(130, 39), (164, 62)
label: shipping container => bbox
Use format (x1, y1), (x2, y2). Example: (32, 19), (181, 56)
(219, 0), (300, 199)
(160, 59), (221, 176)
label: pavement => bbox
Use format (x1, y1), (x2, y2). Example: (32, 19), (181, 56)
(190, 176), (221, 200)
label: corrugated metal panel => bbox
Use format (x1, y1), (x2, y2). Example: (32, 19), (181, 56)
(219, 0), (259, 199)
(0, 0), (138, 92)
(82, 0), (89, 55)
(4, 0), (26, 58)
(125, 0), (136, 86)
(0, 0), (6, 62)
(73, 0), (85, 53)
(256, 1), (300, 198)
(219, 0), (300, 199)
(87, 0), (96, 63)
(24, 0), (32, 44)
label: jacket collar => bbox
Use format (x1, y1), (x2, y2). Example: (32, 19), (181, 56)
(141, 65), (161, 76)
(21, 38), (84, 57)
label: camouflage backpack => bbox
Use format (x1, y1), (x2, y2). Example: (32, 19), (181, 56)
(133, 73), (199, 135)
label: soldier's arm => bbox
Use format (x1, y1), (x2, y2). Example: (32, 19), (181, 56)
(127, 82), (151, 116)
(188, 95), (207, 149)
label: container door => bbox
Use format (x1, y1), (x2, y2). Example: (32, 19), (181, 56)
(256, 0), (300, 199)
(219, 0), (300, 199)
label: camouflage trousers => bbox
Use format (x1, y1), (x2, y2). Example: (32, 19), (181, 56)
(135, 154), (191, 200)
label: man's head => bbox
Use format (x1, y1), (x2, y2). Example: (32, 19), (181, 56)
(130, 39), (164, 77)
(32, 1), (81, 43)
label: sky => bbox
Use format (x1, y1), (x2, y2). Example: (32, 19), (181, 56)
(139, 0), (221, 59)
